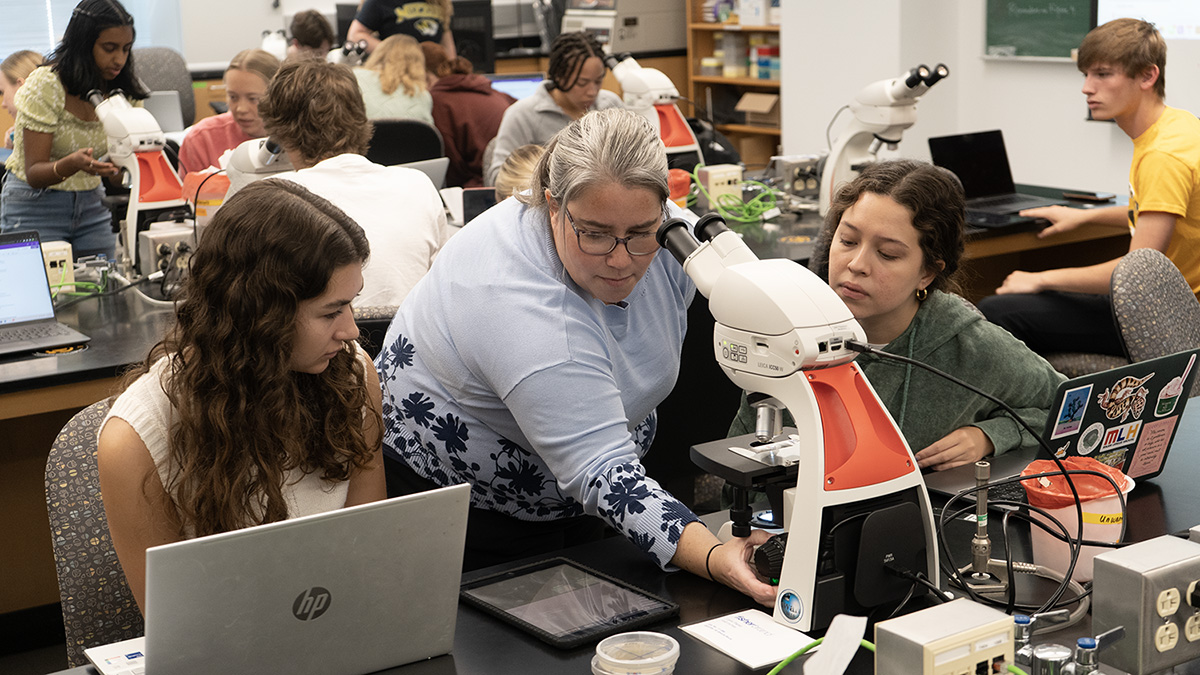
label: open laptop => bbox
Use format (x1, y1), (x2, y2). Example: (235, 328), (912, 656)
(0, 231), (91, 357)
(925, 349), (1200, 502)
(398, 156), (450, 189)
(142, 91), (185, 133)
(486, 72), (546, 100)
(85, 483), (470, 675)
(928, 130), (1068, 221)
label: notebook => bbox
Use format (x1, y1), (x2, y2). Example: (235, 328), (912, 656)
(0, 231), (91, 357)
(85, 483), (470, 675)
(928, 130), (1068, 219)
(924, 349), (1200, 501)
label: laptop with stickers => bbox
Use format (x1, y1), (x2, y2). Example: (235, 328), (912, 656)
(924, 349), (1199, 500)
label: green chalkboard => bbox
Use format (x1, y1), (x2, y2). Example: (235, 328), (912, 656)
(985, 0), (1094, 60)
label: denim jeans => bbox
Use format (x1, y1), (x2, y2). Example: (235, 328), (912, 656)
(0, 173), (115, 261)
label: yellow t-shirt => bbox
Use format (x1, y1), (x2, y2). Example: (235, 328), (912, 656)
(4, 66), (108, 191)
(1129, 106), (1200, 299)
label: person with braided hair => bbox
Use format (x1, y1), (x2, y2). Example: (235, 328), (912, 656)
(484, 31), (623, 186)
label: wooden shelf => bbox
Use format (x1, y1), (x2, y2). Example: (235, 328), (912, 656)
(716, 123), (781, 137)
(688, 23), (780, 33)
(692, 75), (779, 88)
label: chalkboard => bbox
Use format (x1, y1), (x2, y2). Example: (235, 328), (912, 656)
(985, 0), (1095, 60)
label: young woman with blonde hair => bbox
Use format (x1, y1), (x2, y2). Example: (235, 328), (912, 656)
(178, 48), (280, 174)
(355, 34), (433, 123)
(1, 50), (42, 149)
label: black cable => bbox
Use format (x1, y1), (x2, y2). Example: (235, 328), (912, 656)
(846, 338), (1093, 610)
(53, 273), (158, 311)
(190, 168), (226, 246)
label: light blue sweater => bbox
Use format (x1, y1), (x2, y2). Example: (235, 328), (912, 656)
(377, 197), (698, 568)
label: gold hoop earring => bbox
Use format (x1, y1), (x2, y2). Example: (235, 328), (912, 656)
(916, 287), (929, 301)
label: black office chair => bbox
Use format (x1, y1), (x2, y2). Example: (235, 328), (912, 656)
(365, 119), (445, 166)
(133, 47), (194, 128)
(354, 305), (399, 359)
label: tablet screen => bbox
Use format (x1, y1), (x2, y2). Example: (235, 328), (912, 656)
(461, 558), (677, 648)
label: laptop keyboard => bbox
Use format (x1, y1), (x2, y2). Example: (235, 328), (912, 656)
(0, 321), (75, 343)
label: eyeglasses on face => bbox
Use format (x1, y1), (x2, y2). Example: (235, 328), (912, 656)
(563, 205), (663, 256)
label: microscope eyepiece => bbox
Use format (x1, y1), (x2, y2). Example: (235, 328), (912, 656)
(924, 63), (950, 87)
(694, 213), (731, 242)
(656, 217), (698, 264)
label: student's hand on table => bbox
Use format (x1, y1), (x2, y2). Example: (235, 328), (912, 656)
(1021, 205), (1090, 238)
(915, 426), (995, 472)
(710, 528), (778, 607)
(994, 269), (1045, 295)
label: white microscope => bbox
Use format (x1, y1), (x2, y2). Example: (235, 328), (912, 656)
(89, 89), (189, 277)
(658, 214), (939, 633)
(605, 53), (702, 170)
(819, 63), (949, 215)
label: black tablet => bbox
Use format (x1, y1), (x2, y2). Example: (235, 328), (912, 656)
(460, 557), (679, 650)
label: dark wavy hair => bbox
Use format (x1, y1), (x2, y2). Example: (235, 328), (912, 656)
(547, 31), (606, 92)
(47, 0), (147, 99)
(129, 180), (376, 537)
(810, 159), (966, 296)
(260, 59), (372, 165)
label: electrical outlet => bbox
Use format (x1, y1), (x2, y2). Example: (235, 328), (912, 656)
(1094, 535), (1200, 673)
(137, 225), (195, 278)
(875, 598), (1013, 675)
(41, 240), (75, 293)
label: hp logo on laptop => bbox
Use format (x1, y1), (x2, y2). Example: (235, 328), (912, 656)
(292, 587), (332, 621)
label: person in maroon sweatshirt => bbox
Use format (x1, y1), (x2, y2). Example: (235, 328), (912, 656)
(421, 42), (515, 188)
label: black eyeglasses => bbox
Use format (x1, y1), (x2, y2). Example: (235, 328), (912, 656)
(563, 205), (662, 256)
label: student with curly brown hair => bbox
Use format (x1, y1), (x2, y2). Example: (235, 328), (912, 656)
(484, 31), (623, 186)
(99, 180), (385, 614)
(261, 58), (452, 306)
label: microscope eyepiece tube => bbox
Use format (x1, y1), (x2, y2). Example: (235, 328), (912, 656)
(656, 218), (699, 264)
(694, 213), (731, 242)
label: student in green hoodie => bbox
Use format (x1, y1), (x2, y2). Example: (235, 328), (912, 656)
(729, 160), (1065, 471)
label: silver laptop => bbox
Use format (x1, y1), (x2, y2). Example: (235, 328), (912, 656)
(89, 483), (469, 675)
(0, 231), (90, 357)
(142, 90), (185, 133)
(397, 156), (450, 189)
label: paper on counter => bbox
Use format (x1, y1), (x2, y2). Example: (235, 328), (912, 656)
(680, 609), (816, 670)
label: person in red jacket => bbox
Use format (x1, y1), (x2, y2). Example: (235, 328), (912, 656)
(420, 43), (514, 188)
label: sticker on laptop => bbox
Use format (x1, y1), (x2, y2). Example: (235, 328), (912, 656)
(1099, 420), (1142, 452)
(1053, 441), (1070, 459)
(1051, 384), (1093, 439)
(1097, 373), (1154, 423)
(1155, 377), (1186, 417)
(1077, 422), (1104, 456)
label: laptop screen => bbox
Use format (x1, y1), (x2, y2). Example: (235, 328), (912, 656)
(0, 231), (55, 326)
(927, 129), (1018, 199)
(488, 73), (546, 100)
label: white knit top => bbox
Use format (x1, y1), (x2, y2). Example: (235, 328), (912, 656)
(100, 351), (372, 535)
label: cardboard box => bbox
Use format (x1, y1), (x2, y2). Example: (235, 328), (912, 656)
(736, 92), (780, 127)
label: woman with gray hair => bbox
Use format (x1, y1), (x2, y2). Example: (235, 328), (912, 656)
(377, 108), (775, 604)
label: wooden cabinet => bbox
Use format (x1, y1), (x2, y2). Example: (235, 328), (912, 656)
(685, 0), (780, 168)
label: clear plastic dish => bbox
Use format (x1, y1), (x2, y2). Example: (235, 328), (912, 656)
(592, 631), (680, 675)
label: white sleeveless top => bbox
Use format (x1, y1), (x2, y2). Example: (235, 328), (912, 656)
(101, 351), (370, 534)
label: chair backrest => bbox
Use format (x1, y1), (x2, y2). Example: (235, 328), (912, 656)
(365, 118), (445, 167)
(133, 47), (195, 128)
(1111, 247), (1200, 393)
(355, 305), (398, 359)
(45, 399), (144, 667)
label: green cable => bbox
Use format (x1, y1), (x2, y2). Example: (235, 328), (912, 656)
(51, 282), (102, 291)
(766, 637), (875, 675)
(689, 164), (782, 226)
(1008, 665), (1030, 675)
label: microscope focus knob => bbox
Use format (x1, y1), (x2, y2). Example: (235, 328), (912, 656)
(754, 533), (788, 582)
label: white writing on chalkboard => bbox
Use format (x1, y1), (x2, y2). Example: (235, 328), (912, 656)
(1008, 3), (1079, 17)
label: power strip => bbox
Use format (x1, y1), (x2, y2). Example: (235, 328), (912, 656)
(41, 240), (75, 293)
(1093, 535), (1200, 674)
(696, 164), (743, 213)
(875, 598), (1014, 675)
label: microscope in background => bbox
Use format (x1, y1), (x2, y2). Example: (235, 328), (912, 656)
(819, 63), (949, 215)
(605, 53), (702, 171)
(89, 89), (189, 278)
(658, 214), (939, 633)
